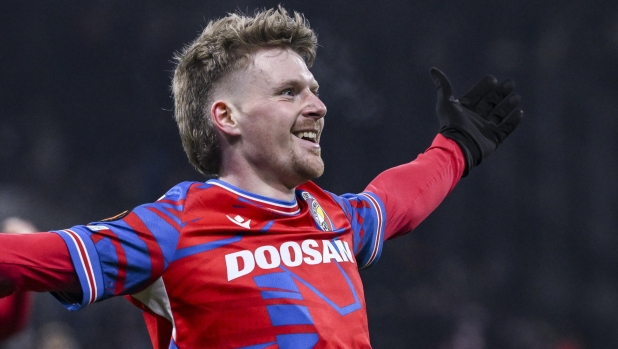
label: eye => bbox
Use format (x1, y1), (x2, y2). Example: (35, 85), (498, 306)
(281, 88), (295, 97)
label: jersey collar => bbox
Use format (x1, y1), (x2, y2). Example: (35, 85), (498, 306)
(206, 179), (300, 216)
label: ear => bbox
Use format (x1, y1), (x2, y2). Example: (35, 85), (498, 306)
(210, 100), (241, 137)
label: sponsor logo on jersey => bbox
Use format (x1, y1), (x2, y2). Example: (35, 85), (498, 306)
(301, 192), (333, 231)
(226, 215), (251, 229)
(225, 239), (355, 281)
(86, 225), (110, 232)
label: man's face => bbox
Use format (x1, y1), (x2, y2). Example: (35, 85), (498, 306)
(226, 47), (327, 189)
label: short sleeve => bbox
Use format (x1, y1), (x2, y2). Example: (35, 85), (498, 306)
(50, 182), (194, 310)
(329, 192), (386, 269)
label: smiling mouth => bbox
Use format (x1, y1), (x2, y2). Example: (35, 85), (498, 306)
(293, 131), (318, 143)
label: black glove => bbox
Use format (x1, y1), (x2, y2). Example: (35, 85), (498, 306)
(430, 67), (523, 176)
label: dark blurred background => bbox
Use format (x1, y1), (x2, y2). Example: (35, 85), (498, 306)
(1, 0), (617, 348)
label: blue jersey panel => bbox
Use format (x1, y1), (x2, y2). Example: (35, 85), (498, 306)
(50, 226), (106, 310)
(50, 182), (193, 311)
(329, 191), (386, 269)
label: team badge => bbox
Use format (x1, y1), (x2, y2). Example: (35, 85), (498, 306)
(301, 192), (333, 231)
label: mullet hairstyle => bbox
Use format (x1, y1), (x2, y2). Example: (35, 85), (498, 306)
(172, 6), (318, 176)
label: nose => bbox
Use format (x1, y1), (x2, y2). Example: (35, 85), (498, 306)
(303, 92), (327, 120)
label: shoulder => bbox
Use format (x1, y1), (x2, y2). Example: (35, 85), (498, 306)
(296, 181), (338, 204)
(158, 180), (222, 202)
(297, 180), (325, 193)
(296, 181), (354, 216)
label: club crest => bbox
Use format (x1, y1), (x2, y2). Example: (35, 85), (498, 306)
(301, 192), (333, 231)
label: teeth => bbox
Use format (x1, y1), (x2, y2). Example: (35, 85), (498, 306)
(294, 131), (317, 140)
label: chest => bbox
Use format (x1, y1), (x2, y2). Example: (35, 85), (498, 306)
(154, 186), (372, 347)
(166, 207), (360, 300)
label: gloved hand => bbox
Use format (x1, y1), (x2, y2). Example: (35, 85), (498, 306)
(430, 67), (523, 176)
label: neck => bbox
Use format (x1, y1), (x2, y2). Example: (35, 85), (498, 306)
(218, 166), (300, 202)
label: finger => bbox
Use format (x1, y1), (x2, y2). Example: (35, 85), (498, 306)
(496, 109), (523, 143)
(430, 67), (454, 102)
(487, 94), (521, 124)
(475, 80), (515, 117)
(459, 75), (498, 109)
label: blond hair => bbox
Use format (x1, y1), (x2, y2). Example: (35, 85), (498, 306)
(172, 6), (317, 175)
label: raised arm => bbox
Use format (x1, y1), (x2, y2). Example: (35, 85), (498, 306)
(366, 69), (523, 240)
(431, 67), (523, 176)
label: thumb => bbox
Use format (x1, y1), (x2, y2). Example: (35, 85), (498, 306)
(430, 67), (454, 102)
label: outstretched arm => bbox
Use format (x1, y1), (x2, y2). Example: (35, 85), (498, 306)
(366, 69), (523, 240)
(0, 220), (81, 299)
(0, 218), (79, 340)
(366, 134), (464, 240)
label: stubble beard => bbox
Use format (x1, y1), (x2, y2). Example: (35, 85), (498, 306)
(292, 147), (324, 182)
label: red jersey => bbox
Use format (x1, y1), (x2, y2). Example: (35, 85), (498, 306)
(0, 134), (464, 349)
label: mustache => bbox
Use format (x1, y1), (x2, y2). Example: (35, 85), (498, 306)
(292, 121), (323, 133)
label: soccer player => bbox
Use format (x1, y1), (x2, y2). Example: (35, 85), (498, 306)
(0, 7), (523, 349)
